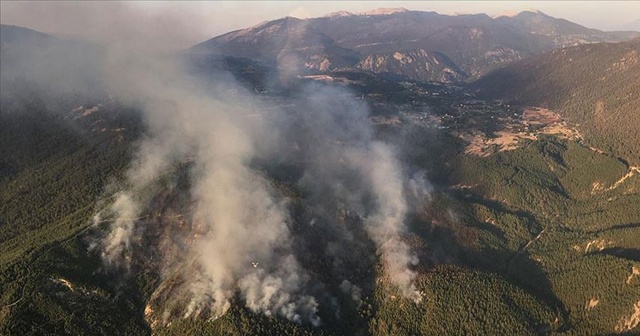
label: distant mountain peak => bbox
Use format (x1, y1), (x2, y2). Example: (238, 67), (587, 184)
(358, 7), (409, 16)
(517, 9), (548, 17)
(492, 10), (520, 18)
(493, 9), (546, 18)
(322, 7), (409, 18)
(223, 16), (302, 39)
(323, 10), (354, 18)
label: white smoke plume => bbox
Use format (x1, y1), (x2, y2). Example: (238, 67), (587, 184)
(90, 44), (322, 324)
(4, 11), (429, 324)
(365, 143), (422, 302)
(101, 192), (139, 269)
(339, 280), (362, 304)
(293, 84), (423, 302)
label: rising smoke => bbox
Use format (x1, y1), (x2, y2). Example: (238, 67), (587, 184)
(291, 85), (423, 303)
(95, 54), (426, 324)
(2, 12), (429, 326)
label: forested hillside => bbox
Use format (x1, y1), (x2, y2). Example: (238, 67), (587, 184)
(472, 38), (640, 163)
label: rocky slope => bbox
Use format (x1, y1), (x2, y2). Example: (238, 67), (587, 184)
(354, 49), (467, 82)
(192, 8), (640, 82)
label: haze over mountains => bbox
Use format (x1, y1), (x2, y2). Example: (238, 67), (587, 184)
(618, 17), (640, 32)
(2, 6), (640, 336)
(194, 8), (639, 82)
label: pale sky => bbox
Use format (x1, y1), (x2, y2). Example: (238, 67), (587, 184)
(1, 1), (639, 49)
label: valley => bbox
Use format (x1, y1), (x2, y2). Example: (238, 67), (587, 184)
(2, 68), (639, 335)
(1, 5), (640, 335)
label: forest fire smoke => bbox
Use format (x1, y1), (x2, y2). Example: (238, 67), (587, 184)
(79, 41), (427, 324)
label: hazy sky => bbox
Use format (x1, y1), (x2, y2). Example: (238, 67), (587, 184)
(2, 1), (639, 48)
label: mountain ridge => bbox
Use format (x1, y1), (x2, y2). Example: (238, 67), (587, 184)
(193, 8), (640, 82)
